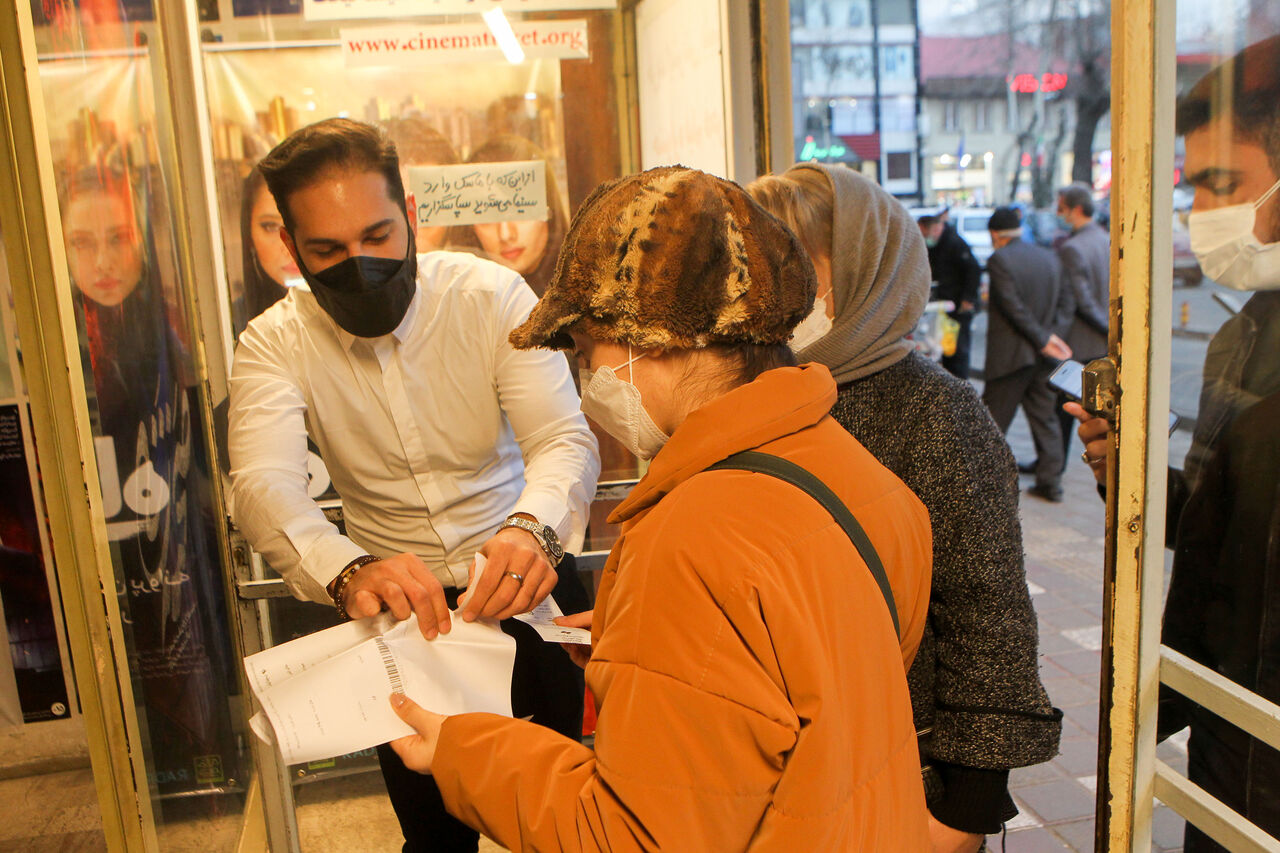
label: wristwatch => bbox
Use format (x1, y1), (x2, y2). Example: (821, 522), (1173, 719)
(499, 515), (565, 567)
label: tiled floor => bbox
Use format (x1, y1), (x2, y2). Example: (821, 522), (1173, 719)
(2, 405), (1193, 852)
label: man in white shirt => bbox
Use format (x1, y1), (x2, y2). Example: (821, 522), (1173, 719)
(229, 118), (600, 852)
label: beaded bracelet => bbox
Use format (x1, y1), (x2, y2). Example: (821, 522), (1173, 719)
(330, 554), (380, 621)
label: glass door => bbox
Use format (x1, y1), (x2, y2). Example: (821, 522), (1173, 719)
(1, 1), (249, 849)
(182, 1), (637, 847)
(1100, 0), (1280, 850)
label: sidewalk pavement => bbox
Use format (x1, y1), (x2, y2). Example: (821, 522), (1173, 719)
(987, 403), (1189, 853)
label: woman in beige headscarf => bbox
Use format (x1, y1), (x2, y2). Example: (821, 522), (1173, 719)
(749, 164), (1062, 853)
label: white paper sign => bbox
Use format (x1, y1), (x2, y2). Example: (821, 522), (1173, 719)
(409, 160), (547, 227)
(307, 0), (614, 21)
(636, 0), (728, 176)
(342, 20), (589, 66)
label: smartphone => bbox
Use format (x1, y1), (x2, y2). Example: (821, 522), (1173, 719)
(1048, 359), (1085, 402)
(1050, 359), (1180, 434)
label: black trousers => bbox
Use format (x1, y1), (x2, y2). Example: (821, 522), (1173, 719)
(376, 554), (589, 853)
(940, 310), (974, 380)
(983, 363), (1064, 489)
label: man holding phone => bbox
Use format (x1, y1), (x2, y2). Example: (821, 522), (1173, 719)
(1068, 35), (1280, 851)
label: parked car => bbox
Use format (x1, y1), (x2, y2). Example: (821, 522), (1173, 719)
(952, 207), (996, 267)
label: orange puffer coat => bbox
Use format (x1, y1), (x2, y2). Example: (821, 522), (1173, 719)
(433, 363), (932, 851)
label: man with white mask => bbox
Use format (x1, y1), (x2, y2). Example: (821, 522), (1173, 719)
(1068, 34), (1280, 851)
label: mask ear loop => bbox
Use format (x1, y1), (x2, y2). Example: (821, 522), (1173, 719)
(1253, 177), (1280, 210)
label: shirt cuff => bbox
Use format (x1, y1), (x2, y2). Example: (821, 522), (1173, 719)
(927, 762), (1016, 835)
(508, 496), (572, 548)
(298, 535), (370, 603)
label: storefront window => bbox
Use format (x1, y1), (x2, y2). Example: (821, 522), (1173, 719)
(28, 3), (247, 845)
(190, 3), (632, 842)
(789, 0), (920, 193)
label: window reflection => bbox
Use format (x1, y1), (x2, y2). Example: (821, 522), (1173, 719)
(59, 153), (241, 800)
(239, 166), (298, 327)
(1160, 31), (1280, 850)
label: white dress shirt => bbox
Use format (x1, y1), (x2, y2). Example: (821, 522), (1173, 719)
(228, 252), (600, 603)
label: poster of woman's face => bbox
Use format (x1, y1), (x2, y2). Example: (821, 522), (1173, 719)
(248, 181), (298, 286)
(472, 219), (550, 276)
(62, 188), (144, 307)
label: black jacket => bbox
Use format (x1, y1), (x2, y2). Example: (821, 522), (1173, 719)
(927, 226), (982, 307)
(1158, 293), (1280, 848)
(1161, 391), (1280, 847)
(985, 239), (1072, 380)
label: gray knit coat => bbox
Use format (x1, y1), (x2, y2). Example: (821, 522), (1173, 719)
(831, 351), (1062, 833)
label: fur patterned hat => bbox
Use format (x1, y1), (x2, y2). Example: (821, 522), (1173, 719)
(509, 166), (816, 351)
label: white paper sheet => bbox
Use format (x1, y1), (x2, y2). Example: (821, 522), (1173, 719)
(245, 611), (515, 766)
(514, 596), (591, 645)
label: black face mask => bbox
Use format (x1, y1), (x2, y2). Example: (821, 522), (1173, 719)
(297, 225), (418, 338)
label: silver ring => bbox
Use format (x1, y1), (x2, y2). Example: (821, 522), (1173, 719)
(504, 571), (524, 584)
(1081, 450), (1102, 466)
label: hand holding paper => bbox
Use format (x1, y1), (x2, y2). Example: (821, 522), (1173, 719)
(339, 552), (452, 640)
(388, 693), (446, 775)
(244, 608), (515, 766)
(458, 549), (555, 623)
(550, 609), (593, 669)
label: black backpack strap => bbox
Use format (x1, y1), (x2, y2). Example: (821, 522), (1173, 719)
(705, 450), (900, 640)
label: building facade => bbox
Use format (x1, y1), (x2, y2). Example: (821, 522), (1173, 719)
(789, 0), (922, 198)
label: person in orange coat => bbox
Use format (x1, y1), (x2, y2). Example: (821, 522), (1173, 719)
(389, 166), (933, 851)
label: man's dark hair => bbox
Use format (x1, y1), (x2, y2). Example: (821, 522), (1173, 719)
(258, 118), (405, 232)
(918, 214), (940, 228)
(1175, 34), (1280, 177)
(1058, 183), (1095, 218)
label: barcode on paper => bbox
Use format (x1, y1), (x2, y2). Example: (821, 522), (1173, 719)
(374, 636), (403, 695)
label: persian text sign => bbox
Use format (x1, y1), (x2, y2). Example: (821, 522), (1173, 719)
(307, 0), (613, 21)
(410, 161), (547, 227)
(342, 20), (589, 66)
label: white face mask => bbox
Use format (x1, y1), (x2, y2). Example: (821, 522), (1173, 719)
(789, 296), (832, 353)
(1189, 177), (1280, 291)
(579, 347), (670, 460)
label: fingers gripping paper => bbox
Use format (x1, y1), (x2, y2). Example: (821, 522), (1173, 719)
(244, 610), (515, 765)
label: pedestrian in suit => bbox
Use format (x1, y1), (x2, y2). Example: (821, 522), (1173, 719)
(982, 206), (1074, 502)
(919, 214), (983, 379)
(1055, 183), (1110, 463)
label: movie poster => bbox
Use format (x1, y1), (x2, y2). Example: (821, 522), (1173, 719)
(39, 54), (244, 796)
(0, 405), (70, 725)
